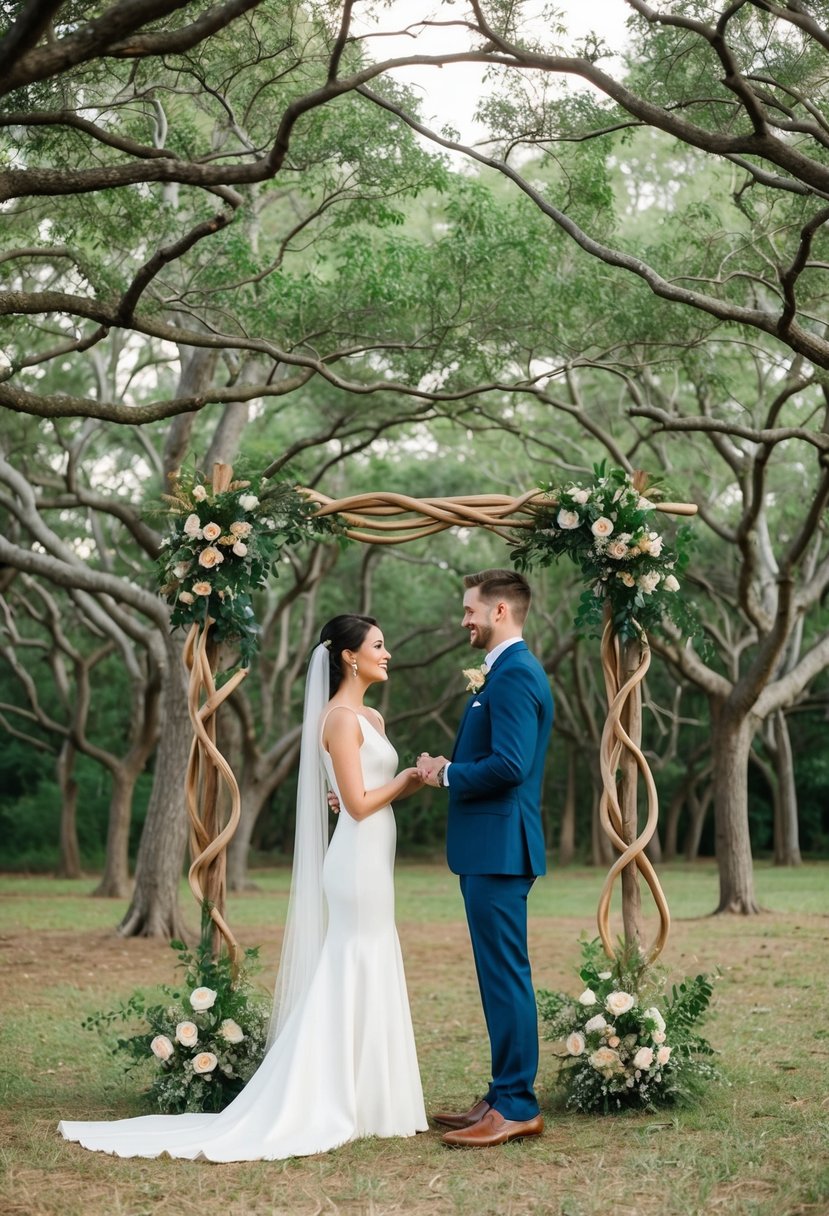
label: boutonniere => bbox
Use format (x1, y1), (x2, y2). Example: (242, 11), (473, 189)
(462, 665), (487, 693)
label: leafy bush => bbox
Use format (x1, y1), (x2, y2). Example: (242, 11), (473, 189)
(84, 921), (269, 1114)
(538, 938), (719, 1113)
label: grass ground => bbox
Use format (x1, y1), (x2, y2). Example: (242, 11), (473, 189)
(1, 859), (827, 1216)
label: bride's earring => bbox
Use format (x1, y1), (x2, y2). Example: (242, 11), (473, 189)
(351, 661), (358, 677)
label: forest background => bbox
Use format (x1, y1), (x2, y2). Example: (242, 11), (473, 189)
(1, 0), (828, 943)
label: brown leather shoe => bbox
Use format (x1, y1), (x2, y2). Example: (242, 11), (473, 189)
(431, 1098), (491, 1129)
(441, 1108), (544, 1148)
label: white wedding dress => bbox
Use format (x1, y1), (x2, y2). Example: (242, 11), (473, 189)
(58, 713), (427, 1160)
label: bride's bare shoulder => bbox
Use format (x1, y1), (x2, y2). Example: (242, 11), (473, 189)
(320, 702), (362, 744)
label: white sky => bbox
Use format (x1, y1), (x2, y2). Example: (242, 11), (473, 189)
(353, 1), (632, 140)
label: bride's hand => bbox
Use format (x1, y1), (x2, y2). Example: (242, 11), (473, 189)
(398, 766), (425, 797)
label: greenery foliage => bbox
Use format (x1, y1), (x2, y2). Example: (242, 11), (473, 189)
(156, 471), (336, 666)
(511, 464), (701, 645)
(538, 938), (718, 1114)
(83, 922), (268, 1114)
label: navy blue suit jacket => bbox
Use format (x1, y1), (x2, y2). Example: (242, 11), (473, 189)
(446, 641), (554, 876)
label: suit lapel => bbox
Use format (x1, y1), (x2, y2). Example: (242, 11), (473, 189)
(452, 641), (528, 757)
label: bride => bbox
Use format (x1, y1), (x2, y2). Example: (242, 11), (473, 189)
(59, 614), (428, 1160)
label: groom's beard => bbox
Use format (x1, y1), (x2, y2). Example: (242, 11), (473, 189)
(468, 622), (493, 651)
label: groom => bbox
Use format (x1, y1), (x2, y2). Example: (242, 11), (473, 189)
(418, 568), (554, 1148)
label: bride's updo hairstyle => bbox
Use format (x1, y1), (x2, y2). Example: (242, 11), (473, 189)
(319, 614), (378, 693)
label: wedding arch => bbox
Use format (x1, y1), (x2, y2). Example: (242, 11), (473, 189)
(172, 464), (697, 971)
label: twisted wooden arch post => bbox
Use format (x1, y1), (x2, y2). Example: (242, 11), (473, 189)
(596, 616), (671, 963)
(301, 486), (696, 964)
(182, 463), (248, 964)
(183, 620), (247, 964)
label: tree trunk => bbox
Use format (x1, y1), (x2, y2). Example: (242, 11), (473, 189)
(772, 710), (802, 867)
(228, 732), (301, 891)
(710, 700), (761, 914)
(93, 670), (161, 898)
(557, 745), (576, 866)
(590, 785), (613, 866)
(56, 738), (81, 878)
(227, 780), (270, 892)
(118, 639), (191, 938)
(663, 785), (684, 861)
(683, 781), (711, 861)
(92, 767), (137, 898)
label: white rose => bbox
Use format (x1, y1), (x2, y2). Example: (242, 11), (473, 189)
(232, 540), (248, 557)
(589, 1046), (622, 1074)
(202, 521), (222, 542)
(578, 989), (597, 1006)
(649, 531), (664, 556)
(173, 562), (191, 579)
(644, 1007), (666, 1033)
(605, 991), (636, 1017)
(183, 513), (203, 539)
(198, 546), (224, 569)
(192, 581), (212, 596)
(571, 488), (590, 504)
(150, 1034), (174, 1061)
(220, 1018), (245, 1044)
(557, 508), (580, 530)
(229, 520), (252, 538)
(238, 494), (259, 511)
(607, 540), (628, 560)
(566, 1032), (586, 1056)
(633, 1046), (654, 1070)
(663, 574), (680, 592)
(192, 1051), (218, 1075)
(192, 484), (208, 502)
(637, 570), (661, 595)
(656, 1045), (672, 1066)
(585, 1014), (607, 1033)
(190, 986), (218, 1011)
(178, 591), (195, 605)
(175, 1020), (198, 1047)
(591, 516), (614, 538)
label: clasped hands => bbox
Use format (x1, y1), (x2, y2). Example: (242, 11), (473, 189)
(416, 753), (449, 788)
(326, 750), (449, 814)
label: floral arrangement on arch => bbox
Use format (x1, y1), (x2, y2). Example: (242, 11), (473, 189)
(156, 469), (334, 666)
(511, 463), (700, 644)
(538, 939), (718, 1114)
(84, 930), (268, 1115)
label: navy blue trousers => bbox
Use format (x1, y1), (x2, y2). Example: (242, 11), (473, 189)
(459, 873), (539, 1122)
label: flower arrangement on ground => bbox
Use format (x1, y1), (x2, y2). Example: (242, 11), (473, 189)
(84, 925), (268, 1114)
(511, 462), (701, 644)
(538, 939), (718, 1114)
(156, 469), (334, 666)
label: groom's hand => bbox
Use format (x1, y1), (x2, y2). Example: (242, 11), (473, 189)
(417, 753), (449, 787)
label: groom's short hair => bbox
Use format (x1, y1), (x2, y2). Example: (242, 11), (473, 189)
(463, 569), (531, 624)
